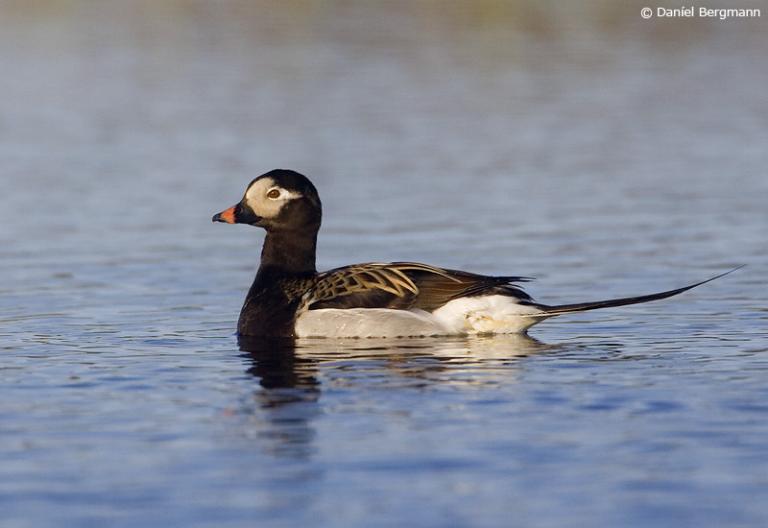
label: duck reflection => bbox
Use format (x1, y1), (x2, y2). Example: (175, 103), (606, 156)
(236, 333), (564, 458)
(237, 336), (321, 459)
(240, 333), (556, 390)
(240, 336), (320, 391)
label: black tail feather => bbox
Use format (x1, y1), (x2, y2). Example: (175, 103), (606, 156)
(536, 266), (744, 317)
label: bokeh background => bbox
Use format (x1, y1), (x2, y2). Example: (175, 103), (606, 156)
(1, 1), (766, 527)
(3, 0), (765, 277)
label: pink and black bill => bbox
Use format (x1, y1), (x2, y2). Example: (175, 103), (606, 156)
(212, 203), (261, 225)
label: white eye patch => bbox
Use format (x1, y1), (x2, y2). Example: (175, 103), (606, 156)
(266, 187), (302, 201)
(244, 177), (303, 218)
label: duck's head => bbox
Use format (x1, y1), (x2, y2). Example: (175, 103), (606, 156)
(212, 169), (322, 232)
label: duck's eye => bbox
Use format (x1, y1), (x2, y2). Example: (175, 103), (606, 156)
(266, 188), (281, 200)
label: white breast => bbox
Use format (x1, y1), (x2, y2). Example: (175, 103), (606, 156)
(294, 295), (547, 338)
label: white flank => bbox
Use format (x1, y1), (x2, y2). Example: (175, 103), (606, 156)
(432, 295), (546, 334)
(294, 295), (547, 338)
(295, 308), (449, 338)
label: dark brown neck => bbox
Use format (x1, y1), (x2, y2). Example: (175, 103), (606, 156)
(256, 227), (318, 279)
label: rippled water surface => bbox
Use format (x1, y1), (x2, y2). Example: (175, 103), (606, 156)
(1, 2), (767, 527)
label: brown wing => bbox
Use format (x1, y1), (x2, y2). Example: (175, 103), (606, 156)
(305, 263), (427, 310)
(305, 262), (533, 312)
(403, 265), (534, 311)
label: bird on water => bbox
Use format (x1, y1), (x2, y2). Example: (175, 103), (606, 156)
(212, 169), (739, 338)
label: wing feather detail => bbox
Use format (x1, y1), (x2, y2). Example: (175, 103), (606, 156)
(303, 262), (532, 312)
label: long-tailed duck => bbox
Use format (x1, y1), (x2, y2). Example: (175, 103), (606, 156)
(213, 169), (738, 338)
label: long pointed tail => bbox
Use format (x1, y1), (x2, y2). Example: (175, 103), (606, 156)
(535, 266), (744, 317)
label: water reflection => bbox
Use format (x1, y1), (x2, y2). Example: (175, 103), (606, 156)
(237, 336), (320, 458)
(240, 336), (319, 390)
(236, 333), (562, 458)
(239, 333), (558, 388)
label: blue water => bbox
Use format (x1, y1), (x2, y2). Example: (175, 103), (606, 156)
(1, 2), (767, 527)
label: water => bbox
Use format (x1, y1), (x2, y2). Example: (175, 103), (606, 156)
(1, 2), (767, 526)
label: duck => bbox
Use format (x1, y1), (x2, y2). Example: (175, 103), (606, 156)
(213, 169), (739, 338)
